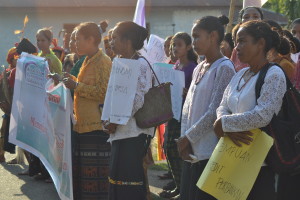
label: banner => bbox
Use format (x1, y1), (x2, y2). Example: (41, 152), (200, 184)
(101, 58), (140, 125)
(153, 63), (185, 121)
(243, 0), (268, 8)
(147, 35), (168, 65)
(9, 53), (73, 200)
(197, 129), (273, 200)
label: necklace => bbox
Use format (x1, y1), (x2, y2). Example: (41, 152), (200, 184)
(195, 62), (210, 85)
(130, 51), (138, 59)
(236, 69), (257, 92)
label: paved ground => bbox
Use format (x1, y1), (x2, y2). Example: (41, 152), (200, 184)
(0, 153), (169, 200)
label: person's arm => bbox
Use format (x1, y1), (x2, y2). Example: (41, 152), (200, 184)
(75, 57), (112, 103)
(221, 67), (286, 132)
(185, 65), (235, 144)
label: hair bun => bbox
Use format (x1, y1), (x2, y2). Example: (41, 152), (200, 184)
(218, 15), (229, 26)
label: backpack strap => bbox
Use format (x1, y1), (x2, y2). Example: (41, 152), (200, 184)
(255, 62), (292, 102)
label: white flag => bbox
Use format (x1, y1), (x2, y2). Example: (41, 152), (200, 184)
(133, 0), (146, 28)
(243, 0), (268, 8)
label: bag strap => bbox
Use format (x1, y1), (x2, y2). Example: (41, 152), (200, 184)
(255, 62), (292, 102)
(139, 56), (161, 85)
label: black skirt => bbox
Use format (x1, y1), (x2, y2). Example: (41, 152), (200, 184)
(109, 134), (151, 200)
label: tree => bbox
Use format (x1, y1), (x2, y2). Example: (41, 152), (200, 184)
(263, 0), (300, 22)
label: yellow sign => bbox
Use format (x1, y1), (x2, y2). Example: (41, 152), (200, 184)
(197, 129), (273, 200)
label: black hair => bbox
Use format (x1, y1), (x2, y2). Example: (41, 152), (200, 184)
(114, 21), (148, 51)
(239, 6), (264, 21)
(292, 18), (300, 26)
(282, 30), (300, 53)
(171, 32), (198, 64)
(277, 36), (291, 55)
(194, 15), (229, 44)
(264, 20), (282, 32)
(240, 21), (280, 54)
(99, 20), (108, 33)
(165, 36), (173, 42)
(224, 33), (234, 49)
(76, 22), (102, 46)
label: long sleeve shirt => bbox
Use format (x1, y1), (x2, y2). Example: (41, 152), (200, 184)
(72, 49), (112, 133)
(181, 57), (235, 161)
(217, 65), (286, 133)
(108, 57), (154, 142)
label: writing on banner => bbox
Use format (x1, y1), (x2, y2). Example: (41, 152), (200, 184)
(147, 34), (168, 64)
(197, 129), (273, 200)
(101, 58), (140, 125)
(9, 53), (73, 200)
(153, 63), (185, 121)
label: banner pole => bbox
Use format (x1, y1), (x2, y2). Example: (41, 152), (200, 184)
(226, 0), (237, 34)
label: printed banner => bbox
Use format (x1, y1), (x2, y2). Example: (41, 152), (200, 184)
(197, 129), (273, 200)
(9, 53), (73, 200)
(101, 58), (140, 125)
(153, 63), (185, 121)
(147, 35), (168, 65)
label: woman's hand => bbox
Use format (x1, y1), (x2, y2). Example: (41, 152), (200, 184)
(176, 136), (193, 161)
(227, 131), (253, 147)
(213, 118), (225, 138)
(48, 73), (61, 85)
(102, 120), (118, 134)
(63, 72), (72, 79)
(63, 77), (77, 90)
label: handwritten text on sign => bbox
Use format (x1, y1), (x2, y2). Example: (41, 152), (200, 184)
(101, 58), (140, 125)
(153, 63), (185, 121)
(197, 129), (273, 200)
(147, 34), (168, 64)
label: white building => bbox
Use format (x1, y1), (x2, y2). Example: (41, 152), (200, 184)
(0, 0), (287, 65)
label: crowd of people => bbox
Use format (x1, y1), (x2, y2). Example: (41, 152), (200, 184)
(0, 5), (300, 200)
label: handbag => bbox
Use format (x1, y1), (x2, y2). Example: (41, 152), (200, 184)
(134, 57), (174, 128)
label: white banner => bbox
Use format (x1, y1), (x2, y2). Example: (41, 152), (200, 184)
(153, 63), (185, 121)
(243, 0), (268, 8)
(101, 58), (140, 125)
(9, 53), (73, 200)
(147, 34), (168, 65)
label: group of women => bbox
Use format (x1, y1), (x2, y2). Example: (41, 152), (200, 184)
(0, 5), (299, 200)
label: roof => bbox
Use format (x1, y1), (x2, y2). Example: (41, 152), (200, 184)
(0, 0), (243, 8)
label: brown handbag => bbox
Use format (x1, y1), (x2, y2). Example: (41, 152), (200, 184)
(134, 57), (173, 128)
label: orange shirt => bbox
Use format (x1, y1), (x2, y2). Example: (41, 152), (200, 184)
(71, 49), (112, 133)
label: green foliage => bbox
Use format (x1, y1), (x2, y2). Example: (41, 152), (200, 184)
(263, 0), (300, 22)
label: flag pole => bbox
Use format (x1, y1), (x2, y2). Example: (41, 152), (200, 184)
(226, 0), (237, 34)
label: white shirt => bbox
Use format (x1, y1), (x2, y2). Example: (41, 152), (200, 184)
(181, 57), (235, 161)
(217, 65), (286, 133)
(108, 58), (154, 142)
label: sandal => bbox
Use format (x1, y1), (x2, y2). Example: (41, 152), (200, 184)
(162, 180), (176, 191)
(18, 170), (29, 175)
(7, 158), (18, 165)
(159, 188), (179, 199)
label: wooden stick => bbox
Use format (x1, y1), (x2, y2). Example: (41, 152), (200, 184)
(226, 0), (237, 34)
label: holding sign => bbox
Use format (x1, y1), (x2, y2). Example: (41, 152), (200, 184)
(9, 53), (73, 200)
(147, 35), (168, 64)
(153, 63), (185, 121)
(102, 58), (140, 125)
(197, 129), (273, 200)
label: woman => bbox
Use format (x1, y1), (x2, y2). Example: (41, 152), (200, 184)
(177, 15), (235, 200)
(231, 6), (264, 72)
(62, 22), (112, 199)
(159, 32), (197, 199)
(36, 28), (62, 75)
(214, 21), (286, 200)
(103, 21), (153, 200)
